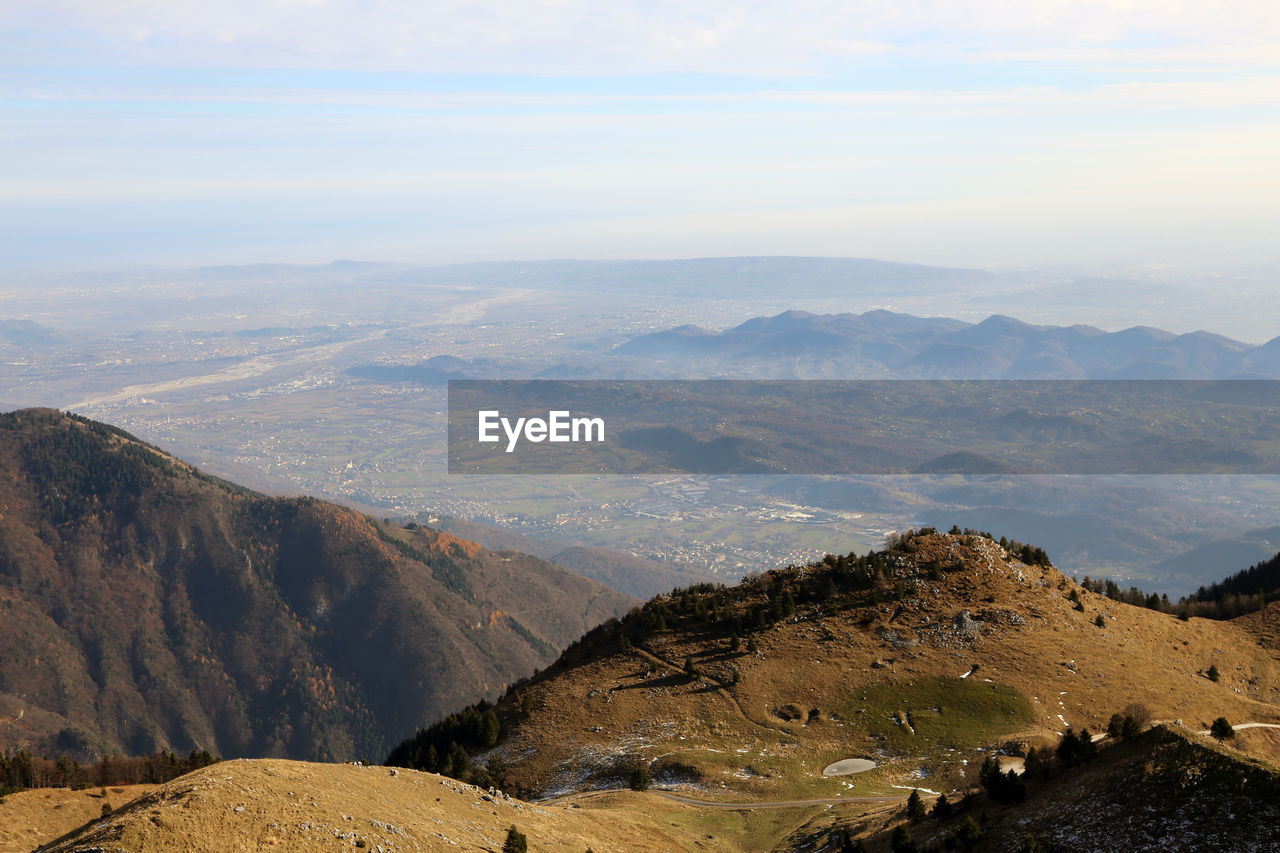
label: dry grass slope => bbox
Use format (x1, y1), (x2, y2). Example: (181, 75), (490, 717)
(0, 785), (156, 853)
(35, 759), (844, 853)
(464, 533), (1280, 801)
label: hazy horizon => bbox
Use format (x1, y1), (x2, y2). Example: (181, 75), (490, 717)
(3, 1), (1278, 274)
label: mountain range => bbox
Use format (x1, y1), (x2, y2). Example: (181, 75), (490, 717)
(615, 309), (1280, 379)
(7, 410), (1280, 851)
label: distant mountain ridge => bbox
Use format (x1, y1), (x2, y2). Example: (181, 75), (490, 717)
(617, 309), (1277, 378)
(0, 409), (635, 763)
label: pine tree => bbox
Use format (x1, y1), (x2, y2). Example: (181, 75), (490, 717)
(1210, 717), (1235, 741)
(931, 793), (953, 820)
(906, 788), (926, 821)
(502, 825), (527, 853)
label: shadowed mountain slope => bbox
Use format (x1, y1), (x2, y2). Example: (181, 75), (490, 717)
(0, 409), (635, 763)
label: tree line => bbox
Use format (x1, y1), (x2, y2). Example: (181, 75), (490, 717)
(0, 748), (219, 795)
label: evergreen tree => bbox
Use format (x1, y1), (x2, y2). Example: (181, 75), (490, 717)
(931, 793), (953, 820)
(906, 788), (926, 821)
(502, 825), (528, 853)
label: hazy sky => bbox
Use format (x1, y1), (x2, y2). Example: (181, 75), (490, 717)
(2, 1), (1278, 272)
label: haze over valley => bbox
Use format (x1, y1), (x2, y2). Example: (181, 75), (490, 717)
(6, 1), (1280, 848)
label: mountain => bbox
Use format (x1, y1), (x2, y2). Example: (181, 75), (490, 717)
(1149, 526), (1280, 595)
(27, 530), (1280, 853)
(0, 319), (66, 349)
(389, 530), (1280, 804)
(0, 408), (635, 763)
(614, 309), (1269, 378)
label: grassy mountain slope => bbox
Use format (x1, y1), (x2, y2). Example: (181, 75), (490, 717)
(0, 408), (634, 762)
(33, 759), (824, 853)
(397, 531), (1280, 801)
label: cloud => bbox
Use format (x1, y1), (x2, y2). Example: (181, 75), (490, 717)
(4, 0), (1278, 74)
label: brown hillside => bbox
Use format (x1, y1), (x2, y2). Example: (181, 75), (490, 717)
(0, 408), (635, 762)
(34, 758), (836, 853)
(1233, 599), (1280, 651)
(0, 784), (156, 853)
(425, 531), (1280, 801)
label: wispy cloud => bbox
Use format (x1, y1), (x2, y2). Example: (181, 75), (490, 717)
(2, 1), (1278, 271)
(4, 0), (1279, 74)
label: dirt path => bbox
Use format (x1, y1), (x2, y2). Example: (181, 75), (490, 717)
(652, 791), (907, 809)
(1196, 722), (1280, 736)
(544, 787), (907, 811)
(627, 644), (794, 740)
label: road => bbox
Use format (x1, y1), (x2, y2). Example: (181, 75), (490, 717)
(651, 791), (907, 809)
(1196, 722), (1280, 736)
(544, 787), (907, 810)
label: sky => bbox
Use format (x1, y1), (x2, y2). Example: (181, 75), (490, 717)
(2, 1), (1279, 273)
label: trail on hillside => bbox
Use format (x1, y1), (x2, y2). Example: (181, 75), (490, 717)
(652, 791), (908, 809)
(543, 788), (907, 810)
(1195, 722), (1280, 736)
(627, 644), (796, 741)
